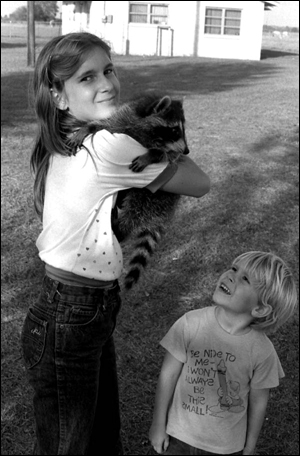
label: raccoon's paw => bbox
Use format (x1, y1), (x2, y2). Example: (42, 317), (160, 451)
(129, 156), (149, 172)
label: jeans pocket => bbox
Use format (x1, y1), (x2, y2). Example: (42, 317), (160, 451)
(21, 308), (48, 369)
(59, 301), (103, 326)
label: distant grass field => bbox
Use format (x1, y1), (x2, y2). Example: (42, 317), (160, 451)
(1, 25), (299, 455)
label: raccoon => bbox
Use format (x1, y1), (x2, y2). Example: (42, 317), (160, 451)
(69, 93), (189, 289)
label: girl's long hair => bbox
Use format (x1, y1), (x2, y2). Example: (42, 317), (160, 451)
(30, 33), (112, 218)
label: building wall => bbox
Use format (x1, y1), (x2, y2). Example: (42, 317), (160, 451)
(89, 0), (178, 56)
(197, 1), (265, 60)
(62, 1), (91, 34)
(89, 1), (129, 54)
(170, 1), (198, 57)
(62, 1), (266, 60)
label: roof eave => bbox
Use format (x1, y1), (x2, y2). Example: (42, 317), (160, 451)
(263, 1), (280, 10)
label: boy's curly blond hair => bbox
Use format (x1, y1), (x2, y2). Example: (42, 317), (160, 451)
(233, 251), (298, 334)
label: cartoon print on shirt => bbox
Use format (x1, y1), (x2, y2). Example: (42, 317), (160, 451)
(206, 359), (244, 416)
(183, 350), (245, 418)
(218, 380), (244, 411)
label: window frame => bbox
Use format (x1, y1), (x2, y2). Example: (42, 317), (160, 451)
(129, 2), (169, 25)
(204, 7), (242, 37)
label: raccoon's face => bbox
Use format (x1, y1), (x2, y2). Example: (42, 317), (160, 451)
(156, 98), (189, 155)
(137, 94), (190, 155)
(152, 121), (190, 156)
(170, 123), (190, 156)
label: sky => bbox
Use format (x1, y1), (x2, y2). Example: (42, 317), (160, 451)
(264, 1), (299, 27)
(1, 1), (299, 27)
(1, 1), (27, 17)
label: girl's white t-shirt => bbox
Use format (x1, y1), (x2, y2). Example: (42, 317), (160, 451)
(37, 130), (170, 282)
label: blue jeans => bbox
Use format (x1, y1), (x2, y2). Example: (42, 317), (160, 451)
(21, 275), (123, 455)
(162, 436), (244, 455)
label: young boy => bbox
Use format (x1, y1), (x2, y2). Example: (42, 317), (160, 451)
(149, 251), (298, 455)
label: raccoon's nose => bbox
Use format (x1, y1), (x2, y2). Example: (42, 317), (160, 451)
(184, 146), (190, 155)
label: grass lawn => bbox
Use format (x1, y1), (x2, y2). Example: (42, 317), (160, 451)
(1, 26), (299, 455)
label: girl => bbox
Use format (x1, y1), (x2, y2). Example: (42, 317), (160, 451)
(21, 32), (210, 455)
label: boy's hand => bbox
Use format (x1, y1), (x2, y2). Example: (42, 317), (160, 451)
(242, 446), (256, 455)
(149, 423), (170, 454)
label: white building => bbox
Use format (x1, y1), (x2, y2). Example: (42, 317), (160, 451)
(61, 1), (279, 61)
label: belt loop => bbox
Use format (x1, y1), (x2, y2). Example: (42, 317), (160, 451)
(46, 279), (61, 303)
(102, 288), (109, 312)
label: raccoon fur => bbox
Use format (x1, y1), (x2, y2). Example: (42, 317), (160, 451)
(69, 93), (190, 290)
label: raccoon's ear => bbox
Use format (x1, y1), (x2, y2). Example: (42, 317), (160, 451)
(154, 96), (172, 113)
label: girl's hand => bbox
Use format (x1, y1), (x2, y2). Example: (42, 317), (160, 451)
(149, 423), (170, 454)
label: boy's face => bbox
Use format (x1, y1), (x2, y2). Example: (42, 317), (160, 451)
(213, 261), (259, 316)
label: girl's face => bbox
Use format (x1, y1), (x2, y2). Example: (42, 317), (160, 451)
(60, 47), (120, 121)
(212, 261), (260, 316)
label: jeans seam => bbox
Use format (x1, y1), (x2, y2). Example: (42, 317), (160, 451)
(56, 324), (67, 455)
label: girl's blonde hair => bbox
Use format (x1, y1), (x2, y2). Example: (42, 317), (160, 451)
(30, 33), (112, 218)
(233, 251), (298, 334)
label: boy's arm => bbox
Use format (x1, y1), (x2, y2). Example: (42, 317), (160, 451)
(149, 351), (184, 454)
(243, 388), (269, 455)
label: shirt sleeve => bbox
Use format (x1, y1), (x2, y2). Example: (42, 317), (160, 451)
(87, 130), (170, 191)
(250, 349), (285, 389)
(160, 314), (189, 363)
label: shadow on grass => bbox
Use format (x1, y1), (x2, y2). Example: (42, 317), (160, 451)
(261, 48), (299, 59)
(118, 57), (283, 100)
(1, 42), (27, 49)
(250, 128), (299, 158)
(1, 56), (284, 129)
(1, 72), (35, 130)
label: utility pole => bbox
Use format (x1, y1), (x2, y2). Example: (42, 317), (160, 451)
(27, 1), (35, 67)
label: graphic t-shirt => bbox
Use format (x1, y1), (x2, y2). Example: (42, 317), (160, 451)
(160, 306), (284, 454)
(37, 130), (173, 282)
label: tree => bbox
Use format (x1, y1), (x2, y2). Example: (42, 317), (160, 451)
(34, 1), (58, 21)
(10, 6), (27, 21)
(10, 1), (58, 22)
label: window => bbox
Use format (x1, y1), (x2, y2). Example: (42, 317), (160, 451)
(205, 8), (241, 36)
(129, 3), (168, 24)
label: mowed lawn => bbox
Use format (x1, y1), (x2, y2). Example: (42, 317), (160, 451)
(1, 26), (299, 455)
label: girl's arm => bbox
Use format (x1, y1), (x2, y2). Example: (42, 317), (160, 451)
(160, 156), (210, 198)
(243, 388), (270, 455)
(149, 351), (184, 454)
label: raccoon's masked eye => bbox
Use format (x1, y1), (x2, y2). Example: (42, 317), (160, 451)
(171, 126), (181, 139)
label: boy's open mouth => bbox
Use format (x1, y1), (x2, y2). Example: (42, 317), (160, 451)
(220, 283), (231, 295)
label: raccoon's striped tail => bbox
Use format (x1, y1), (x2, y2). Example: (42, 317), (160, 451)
(124, 227), (163, 290)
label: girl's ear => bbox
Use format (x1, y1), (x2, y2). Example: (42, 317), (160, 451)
(50, 89), (69, 111)
(251, 304), (272, 319)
